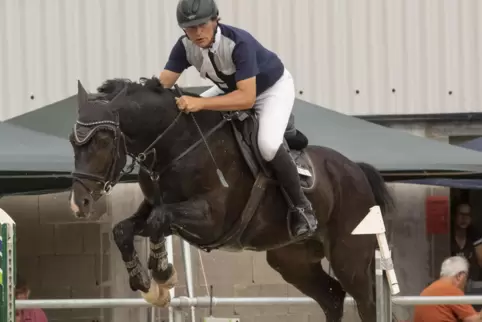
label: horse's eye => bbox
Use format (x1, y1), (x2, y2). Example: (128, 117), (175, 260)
(97, 138), (112, 148)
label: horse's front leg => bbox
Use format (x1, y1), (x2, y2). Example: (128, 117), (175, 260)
(142, 198), (211, 306)
(112, 199), (152, 293)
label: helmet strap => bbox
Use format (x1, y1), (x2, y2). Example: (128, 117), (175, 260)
(207, 21), (218, 49)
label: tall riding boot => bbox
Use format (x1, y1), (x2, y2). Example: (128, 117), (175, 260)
(269, 146), (318, 237)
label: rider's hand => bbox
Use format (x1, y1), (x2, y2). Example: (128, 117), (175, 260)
(175, 96), (205, 113)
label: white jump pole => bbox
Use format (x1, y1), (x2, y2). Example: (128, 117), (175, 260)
(352, 205), (400, 295)
(352, 205), (399, 322)
(167, 236), (175, 322)
(181, 240), (196, 322)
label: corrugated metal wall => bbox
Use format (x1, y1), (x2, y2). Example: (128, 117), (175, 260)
(1, 0), (481, 120)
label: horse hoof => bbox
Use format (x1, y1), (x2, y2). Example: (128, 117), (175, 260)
(141, 280), (171, 308)
(155, 266), (178, 289)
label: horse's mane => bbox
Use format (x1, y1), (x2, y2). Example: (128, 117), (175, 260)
(91, 76), (168, 101)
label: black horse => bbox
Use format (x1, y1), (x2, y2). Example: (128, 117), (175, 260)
(69, 77), (394, 322)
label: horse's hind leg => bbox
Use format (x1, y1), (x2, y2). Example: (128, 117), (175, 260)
(112, 199), (153, 293)
(329, 233), (377, 322)
(267, 241), (346, 322)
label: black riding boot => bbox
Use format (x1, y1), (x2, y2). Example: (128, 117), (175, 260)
(269, 146), (318, 237)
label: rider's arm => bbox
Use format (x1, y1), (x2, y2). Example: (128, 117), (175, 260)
(160, 70), (181, 89)
(200, 41), (257, 111)
(160, 37), (191, 88)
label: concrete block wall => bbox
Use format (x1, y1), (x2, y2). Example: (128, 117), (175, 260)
(105, 183), (151, 322)
(0, 177), (445, 322)
(0, 188), (363, 322)
(159, 237), (363, 322)
(11, 216), (105, 321)
(0, 185), (151, 322)
(0, 192), (108, 322)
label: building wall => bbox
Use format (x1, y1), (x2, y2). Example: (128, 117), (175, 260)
(1, 0), (481, 120)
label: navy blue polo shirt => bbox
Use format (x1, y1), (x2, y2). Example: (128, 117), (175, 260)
(164, 23), (285, 96)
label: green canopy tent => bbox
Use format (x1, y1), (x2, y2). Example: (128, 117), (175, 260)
(0, 122), (72, 195)
(8, 86), (482, 181)
(0, 122), (137, 196)
(0, 122), (73, 173)
(291, 99), (482, 180)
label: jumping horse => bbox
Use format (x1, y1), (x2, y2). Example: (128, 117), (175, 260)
(68, 77), (394, 322)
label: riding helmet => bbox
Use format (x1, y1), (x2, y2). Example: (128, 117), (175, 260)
(176, 0), (219, 28)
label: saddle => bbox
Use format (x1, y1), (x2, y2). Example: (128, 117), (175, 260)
(227, 110), (315, 188)
(198, 110), (316, 252)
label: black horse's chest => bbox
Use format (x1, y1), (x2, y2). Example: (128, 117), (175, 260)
(139, 167), (202, 205)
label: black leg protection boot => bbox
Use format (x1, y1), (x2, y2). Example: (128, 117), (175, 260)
(269, 146), (318, 237)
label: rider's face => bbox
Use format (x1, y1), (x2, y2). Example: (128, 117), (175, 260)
(183, 19), (217, 48)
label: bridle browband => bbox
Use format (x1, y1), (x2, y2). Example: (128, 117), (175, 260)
(70, 85), (230, 200)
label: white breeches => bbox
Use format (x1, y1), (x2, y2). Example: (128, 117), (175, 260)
(200, 68), (296, 162)
(254, 69), (295, 161)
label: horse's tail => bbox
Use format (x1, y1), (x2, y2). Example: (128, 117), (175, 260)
(357, 162), (395, 215)
(357, 162), (396, 320)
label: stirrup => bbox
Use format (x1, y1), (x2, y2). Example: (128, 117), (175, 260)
(294, 206), (318, 231)
(289, 205), (318, 237)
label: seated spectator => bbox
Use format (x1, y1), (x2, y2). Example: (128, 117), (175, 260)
(414, 256), (482, 321)
(16, 274), (48, 322)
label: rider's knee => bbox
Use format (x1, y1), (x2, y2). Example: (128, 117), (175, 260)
(258, 136), (281, 161)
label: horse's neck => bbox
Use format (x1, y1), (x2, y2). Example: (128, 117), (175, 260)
(119, 104), (224, 165)
(118, 103), (176, 153)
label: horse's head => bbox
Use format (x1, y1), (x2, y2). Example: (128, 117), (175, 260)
(69, 80), (129, 218)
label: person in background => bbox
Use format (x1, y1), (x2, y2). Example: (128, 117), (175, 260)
(16, 274), (48, 322)
(414, 256), (482, 321)
(451, 203), (482, 310)
(452, 203), (482, 273)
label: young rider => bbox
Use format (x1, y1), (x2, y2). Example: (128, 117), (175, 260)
(159, 0), (318, 237)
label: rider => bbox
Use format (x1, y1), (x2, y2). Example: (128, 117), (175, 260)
(159, 0), (318, 237)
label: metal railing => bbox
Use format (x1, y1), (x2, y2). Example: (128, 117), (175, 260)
(16, 296), (349, 309)
(14, 252), (482, 321)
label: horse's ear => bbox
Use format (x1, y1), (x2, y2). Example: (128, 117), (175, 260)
(109, 86), (127, 107)
(77, 80), (89, 109)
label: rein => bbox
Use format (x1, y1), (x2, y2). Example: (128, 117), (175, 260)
(71, 85), (230, 200)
